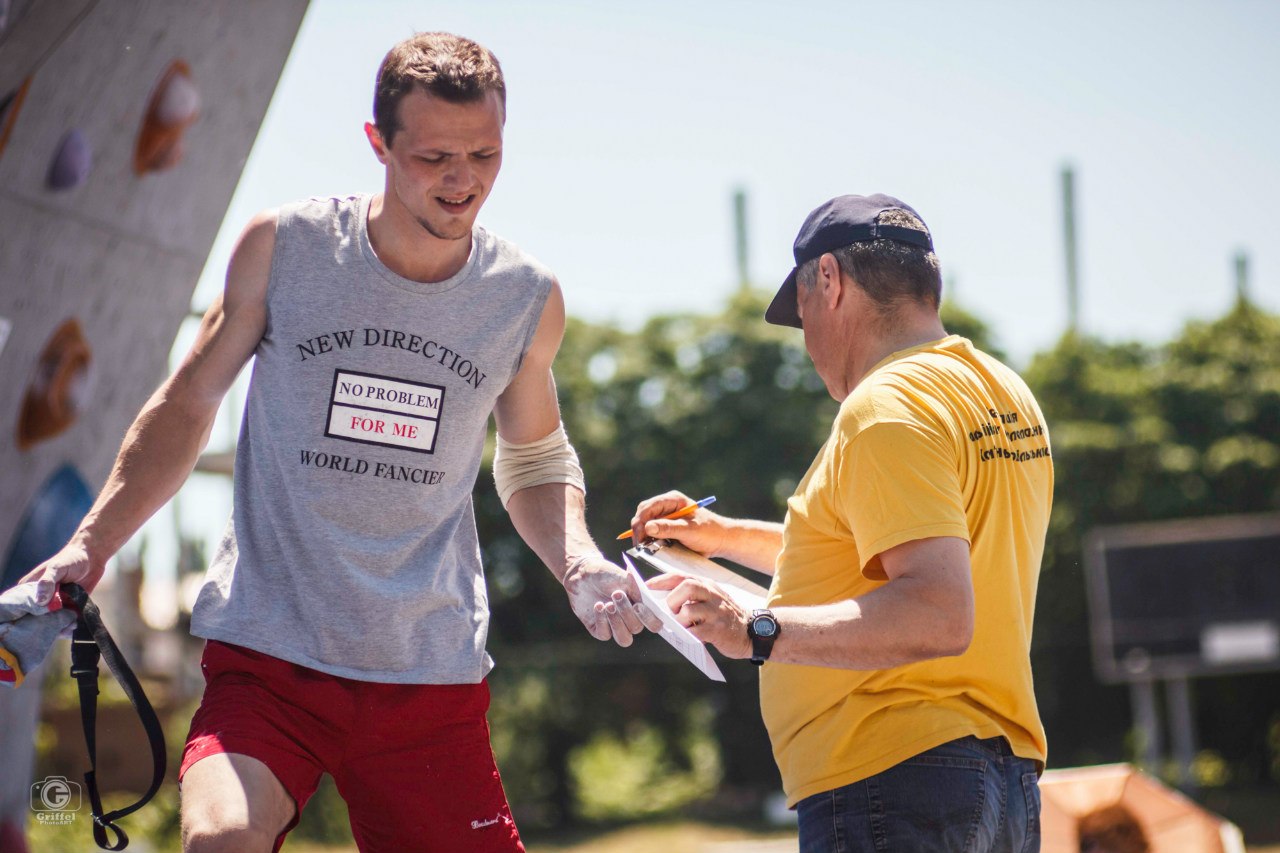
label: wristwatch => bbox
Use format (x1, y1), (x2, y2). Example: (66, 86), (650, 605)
(747, 609), (779, 666)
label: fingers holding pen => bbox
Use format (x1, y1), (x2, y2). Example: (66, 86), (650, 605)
(629, 490), (695, 543)
(640, 517), (728, 561)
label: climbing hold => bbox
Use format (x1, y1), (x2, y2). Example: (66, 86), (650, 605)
(1, 465), (94, 591)
(46, 128), (91, 190)
(17, 319), (94, 450)
(0, 78), (31, 161)
(134, 60), (200, 174)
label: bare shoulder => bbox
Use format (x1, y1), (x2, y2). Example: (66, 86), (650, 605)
(242, 206), (280, 239)
(537, 275), (564, 319)
(229, 209), (279, 276)
(224, 208), (279, 311)
(173, 209), (279, 404)
(541, 277), (566, 330)
(493, 276), (566, 440)
(524, 276), (566, 368)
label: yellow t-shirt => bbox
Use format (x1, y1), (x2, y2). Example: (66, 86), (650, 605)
(761, 335), (1053, 806)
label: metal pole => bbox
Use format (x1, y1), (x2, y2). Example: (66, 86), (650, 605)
(1130, 677), (1162, 772)
(1167, 676), (1198, 793)
(1061, 166), (1080, 334)
(1234, 250), (1249, 305)
(733, 187), (750, 291)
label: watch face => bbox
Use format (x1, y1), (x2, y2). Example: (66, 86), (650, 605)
(753, 616), (778, 638)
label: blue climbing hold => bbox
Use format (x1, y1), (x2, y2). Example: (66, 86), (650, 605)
(1, 465), (93, 591)
(47, 128), (92, 190)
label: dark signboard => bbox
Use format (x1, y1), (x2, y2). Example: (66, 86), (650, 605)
(1084, 514), (1280, 683)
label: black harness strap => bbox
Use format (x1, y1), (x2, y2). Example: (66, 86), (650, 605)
(64, 583), (167, 851)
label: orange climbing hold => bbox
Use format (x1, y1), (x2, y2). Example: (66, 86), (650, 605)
(17, 319), (94, 450)
(0, 78), (31, 161)
(134, 60), (201, 174)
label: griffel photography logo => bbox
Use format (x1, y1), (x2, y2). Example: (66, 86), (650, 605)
(31, 775), (80, 824)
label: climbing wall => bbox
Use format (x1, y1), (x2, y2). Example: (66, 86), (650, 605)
(0, 0), (309, 838)
(0, 0), (307, 549)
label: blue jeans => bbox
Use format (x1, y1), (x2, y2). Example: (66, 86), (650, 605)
(796, 735), (1041, 853)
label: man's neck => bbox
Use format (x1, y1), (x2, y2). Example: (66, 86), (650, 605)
(366, 192), (473, 284)
(846, 313), (949, 395)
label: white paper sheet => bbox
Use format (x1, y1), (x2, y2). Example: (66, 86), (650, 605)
(623, 554), (725, 681)
(626, 541), (769, 611)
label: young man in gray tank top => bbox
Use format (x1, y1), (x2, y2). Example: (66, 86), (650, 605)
(21, 32), (659, 853)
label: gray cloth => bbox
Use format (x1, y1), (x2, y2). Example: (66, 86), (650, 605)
(0, 582), (76, 685)
(0, 660), (48, 824)
(192, 194), (554, 683)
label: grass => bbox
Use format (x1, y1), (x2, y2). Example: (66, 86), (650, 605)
(523, 822), (797, 853)
(281, 822), (797, 853)
(280, 821), (1280, 853)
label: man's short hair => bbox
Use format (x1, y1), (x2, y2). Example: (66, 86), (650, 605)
(373, 32), (506, 147)
(797, 209), (942, 311)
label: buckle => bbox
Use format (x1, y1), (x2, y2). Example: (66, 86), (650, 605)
(70, 636), (99, 679)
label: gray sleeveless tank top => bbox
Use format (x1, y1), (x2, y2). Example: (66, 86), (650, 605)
(191, 194), (553, 683)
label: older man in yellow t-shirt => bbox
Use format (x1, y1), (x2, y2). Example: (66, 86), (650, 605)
(631, 194), (1053, 853)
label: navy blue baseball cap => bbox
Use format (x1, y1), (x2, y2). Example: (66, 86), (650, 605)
(765, 193), (934, 328)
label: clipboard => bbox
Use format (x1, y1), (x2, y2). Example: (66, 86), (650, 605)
(621, 540), (773, 681)
(622, 554), (725, 681)
(626, 539), (769, 611)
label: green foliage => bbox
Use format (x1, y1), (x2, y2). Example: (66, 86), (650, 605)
(293, 776), (355, 844)
(28, 290), (1279, 853)
(480, 290), (819, 825)
(26, 787), (181, 853)
(1025, 300), (1280, 780)
(557, 290), (838, 527)
(940, 300), (1006, 362)
(479, 291), (1280, 825)
(569, 706), (722, 821)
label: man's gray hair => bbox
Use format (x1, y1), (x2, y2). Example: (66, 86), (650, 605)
(796, 209), (942, 311)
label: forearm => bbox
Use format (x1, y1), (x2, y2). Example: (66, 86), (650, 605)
(715, 518), (784, 575)
(504, 482), (601, 582)
(76, 384), (218, 564)
(769, 574), (972, 670)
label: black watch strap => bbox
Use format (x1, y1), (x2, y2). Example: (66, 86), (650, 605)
(747, 608), (779, 666)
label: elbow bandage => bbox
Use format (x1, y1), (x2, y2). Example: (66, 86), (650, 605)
(493, 422), (586, 508)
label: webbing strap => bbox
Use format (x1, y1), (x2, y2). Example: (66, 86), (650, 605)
(64, 583), (166, 851)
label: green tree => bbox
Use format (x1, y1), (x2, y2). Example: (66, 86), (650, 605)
(1025, 300), (1280, 781)
(479, 291), (833, 826)
(478, 291), (1020, 825)
(480, 287), (1280, 828)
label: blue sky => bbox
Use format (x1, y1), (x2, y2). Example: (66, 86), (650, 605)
(192, 0), (1280, 365)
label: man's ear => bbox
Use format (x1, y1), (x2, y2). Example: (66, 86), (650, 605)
(364, 122), (389, 164)
(817, 252), (844, 311)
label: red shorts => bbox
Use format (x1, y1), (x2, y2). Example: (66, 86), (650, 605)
(180, 641), (524, 853)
